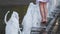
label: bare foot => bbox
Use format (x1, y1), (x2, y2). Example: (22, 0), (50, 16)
(41, 18), (47, 24)
(43, 31), (47, 34)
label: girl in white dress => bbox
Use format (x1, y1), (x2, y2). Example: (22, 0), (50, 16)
(36, 0), (49, 34)
(36, 0), (49, 25)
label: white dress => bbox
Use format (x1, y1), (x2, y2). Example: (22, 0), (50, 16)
(36, 0), (49, 5)
(36, 0), (49, 2)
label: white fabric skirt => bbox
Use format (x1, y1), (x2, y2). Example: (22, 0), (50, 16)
(37, 0), (49, 2)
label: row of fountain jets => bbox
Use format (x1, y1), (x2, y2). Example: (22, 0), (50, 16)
(4, 0), (58, 34)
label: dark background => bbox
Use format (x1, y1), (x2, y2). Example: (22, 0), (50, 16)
(0, 0), (35, 6)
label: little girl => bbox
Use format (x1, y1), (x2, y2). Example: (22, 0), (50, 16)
(36, 0), (49, 25)
(36, 0), (49, 34)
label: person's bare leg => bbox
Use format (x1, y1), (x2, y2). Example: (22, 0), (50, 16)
(44, 2), (48, 22)
(39, 2), (48, 34)
(43, 2), (48, 34)
(39, 2), (46, 22)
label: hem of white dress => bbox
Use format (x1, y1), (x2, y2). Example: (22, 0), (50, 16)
(37, 0), (48, 2)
